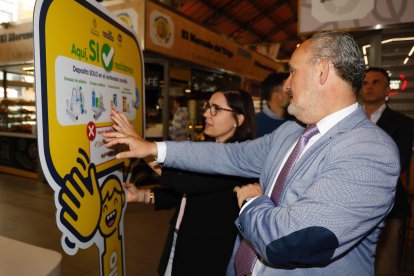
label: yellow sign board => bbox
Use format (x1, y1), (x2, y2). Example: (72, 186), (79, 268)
(33, 0), (144, 275)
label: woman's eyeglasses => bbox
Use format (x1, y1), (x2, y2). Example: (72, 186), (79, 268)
(202, 102), (234, 116)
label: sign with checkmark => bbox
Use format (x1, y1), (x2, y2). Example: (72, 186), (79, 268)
(102, 43), (114, 72)
(34, 0), (144, 275)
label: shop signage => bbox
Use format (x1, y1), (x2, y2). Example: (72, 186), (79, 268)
(0, 22), (33, 63)
(108, 1), (283, 81)
(390, 74), (408, 95)
(300, 0), (414, 34)
(144, 1), (282, 81)
(33, 0), (144, 275)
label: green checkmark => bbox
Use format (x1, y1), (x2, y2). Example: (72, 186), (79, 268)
(102, 43), (114, 72)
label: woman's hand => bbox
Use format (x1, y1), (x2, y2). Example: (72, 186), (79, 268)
(123, 183), (154, 204)
(110, 108), (138, 138)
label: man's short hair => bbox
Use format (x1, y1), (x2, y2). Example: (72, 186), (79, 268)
(365, 67), (390, 86)
(308, 31), (365, 96)
(261, 72), (290, 102)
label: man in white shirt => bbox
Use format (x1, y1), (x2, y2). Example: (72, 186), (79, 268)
(104, 32), (400, 276)
(256, 72), (291, 137)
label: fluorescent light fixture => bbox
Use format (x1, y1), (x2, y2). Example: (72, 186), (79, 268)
(362, 44), (370, 55)
(409, 46), (414, 57)
(363, 37), (414, 66)
(22, 66), (34, 71)
(382, 37), (414, 44)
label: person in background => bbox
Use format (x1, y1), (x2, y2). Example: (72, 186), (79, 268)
(104, 31), (400, 275)
(256, 72), (291, 137)
(169, 96), (190, 141)
(113, 90), (257, 276)
(360, 66), (413, 276)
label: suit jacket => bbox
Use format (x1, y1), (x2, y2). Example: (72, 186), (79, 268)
(163, 106), (400, 275)
(376, 106), (413, 218)
(153, 168), (257, 276)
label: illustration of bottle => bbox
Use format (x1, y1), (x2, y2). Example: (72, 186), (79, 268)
(79, 87), (85, 114)
(92, 89), (96, 108)
(113, 94), (117, 107)
(70, 88), (76, 111)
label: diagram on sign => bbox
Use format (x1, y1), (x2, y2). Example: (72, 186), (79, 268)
(55, 56), (137, 126)
(92, 89), (105, 120)
(66, 86), (86, 121)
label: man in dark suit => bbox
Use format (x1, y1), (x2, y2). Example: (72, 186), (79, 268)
(360, 66), (414, 276)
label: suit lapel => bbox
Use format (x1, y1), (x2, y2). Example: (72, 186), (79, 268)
(279, 106), (369, 198)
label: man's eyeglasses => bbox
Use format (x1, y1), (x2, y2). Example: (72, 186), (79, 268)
(202, 102), (234, 116)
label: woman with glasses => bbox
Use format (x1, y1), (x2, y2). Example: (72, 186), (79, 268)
(112, 90), (256, 275)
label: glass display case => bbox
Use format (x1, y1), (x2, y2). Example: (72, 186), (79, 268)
(0, 98), (36, 134)
(0, 69), (38, 178)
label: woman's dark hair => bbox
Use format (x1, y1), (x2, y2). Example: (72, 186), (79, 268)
(219, 89), (256, 143)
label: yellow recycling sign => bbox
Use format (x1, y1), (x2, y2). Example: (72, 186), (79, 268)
(33, 0), (144, 275)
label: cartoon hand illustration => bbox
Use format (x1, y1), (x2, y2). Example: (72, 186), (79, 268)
(59, 150), (102, 242)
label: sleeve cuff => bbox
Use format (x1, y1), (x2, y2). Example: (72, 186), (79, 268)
(155, 141), (167, 163)
(239, 196), (259, 213)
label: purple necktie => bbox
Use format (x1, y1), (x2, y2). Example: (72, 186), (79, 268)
(234, 124), (319, 276)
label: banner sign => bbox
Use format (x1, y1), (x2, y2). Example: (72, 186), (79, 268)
(33, 0), (144, 275)
(143, 1), (282, 81)
(299, 0), (414, 34)
(0, 22), (33, 63)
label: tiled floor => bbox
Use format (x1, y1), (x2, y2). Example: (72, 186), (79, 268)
(0, 173), (173, 276)
(0, 172), (413, 276)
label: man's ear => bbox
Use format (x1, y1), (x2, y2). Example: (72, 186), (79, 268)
(237, 114), (245, 126)
(319, 59), (330, 85)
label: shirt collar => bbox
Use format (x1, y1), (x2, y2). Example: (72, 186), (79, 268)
(315, 103), (359, 136)
(363, 104), (386, 124)
(262, 103), (284, 120)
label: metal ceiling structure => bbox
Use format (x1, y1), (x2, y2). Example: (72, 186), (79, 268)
(166, 0), (303, 61)
(160, 0), (414, 117)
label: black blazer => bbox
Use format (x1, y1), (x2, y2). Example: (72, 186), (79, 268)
(377, 106), (414, 218)
(153, 168), (257, 276)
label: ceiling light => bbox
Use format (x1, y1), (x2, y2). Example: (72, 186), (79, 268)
(408, 46), (414, 57)
(382, 37), (414, 44)
(362, 44), (370, 55)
